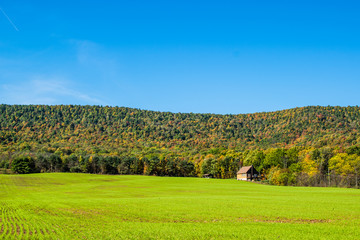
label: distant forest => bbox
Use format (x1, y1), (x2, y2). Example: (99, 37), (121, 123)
(1, 104), (360, 188)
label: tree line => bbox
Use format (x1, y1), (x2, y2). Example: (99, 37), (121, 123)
(2, 145), (360, 188)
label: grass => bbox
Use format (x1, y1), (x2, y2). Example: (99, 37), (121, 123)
(0, 173), (359, 239)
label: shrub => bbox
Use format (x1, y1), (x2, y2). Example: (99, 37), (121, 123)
(11, 157), (36, 174)
(70, 166), (82, 173)
(268, 167), (296, 186)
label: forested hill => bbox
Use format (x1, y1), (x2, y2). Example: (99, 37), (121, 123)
(1, 104), (359, 153)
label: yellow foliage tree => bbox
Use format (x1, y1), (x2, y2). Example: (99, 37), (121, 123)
(301, 154), (319, 177)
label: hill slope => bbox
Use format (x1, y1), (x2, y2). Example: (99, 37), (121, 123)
(0, 104), (359, 153)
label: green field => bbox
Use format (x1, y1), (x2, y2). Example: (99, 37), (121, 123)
(0, 173), (359, 239)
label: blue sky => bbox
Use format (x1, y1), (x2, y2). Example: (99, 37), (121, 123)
(0, 0), (359, 114)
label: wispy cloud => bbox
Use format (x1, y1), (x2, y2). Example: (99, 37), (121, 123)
(0, 7), (19, 31)
(1, 77), (104, 105)
(1, 39), (123, 106)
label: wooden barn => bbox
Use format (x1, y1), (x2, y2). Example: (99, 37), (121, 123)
(237, 165), (259, 181)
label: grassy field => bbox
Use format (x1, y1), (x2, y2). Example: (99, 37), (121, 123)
(0, 173), (359, 239)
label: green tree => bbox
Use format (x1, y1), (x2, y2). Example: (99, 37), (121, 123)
(243, 150), (265, 172)
(11, 156), (35, 174)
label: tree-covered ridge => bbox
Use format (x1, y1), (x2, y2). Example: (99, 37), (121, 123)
(1, 104), (360, 188)
(1, 104), (360, 152)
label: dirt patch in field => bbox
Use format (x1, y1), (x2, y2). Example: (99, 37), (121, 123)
(116, 217), (228, 224)
(89, 179), (119, 182)
(60, 208), (107, 218)
(48, 182), (65, 185)
(91, 184), (130, 190)
(238, 216), (332, 224)
(10, 176), (64, 187)
(22, 224), (26, 235)
(11, 176), (33, 187)
(33, 208), (59, 217)
(15, 223), (21, 235)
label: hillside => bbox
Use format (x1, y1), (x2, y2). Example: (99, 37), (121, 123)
(1, 104), (359, 152)
(1, 104), (360, 187)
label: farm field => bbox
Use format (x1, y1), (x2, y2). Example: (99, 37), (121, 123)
(0, 173), (359, 239)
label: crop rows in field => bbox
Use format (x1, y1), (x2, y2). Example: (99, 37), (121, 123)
(0, 202), (60, 239)
(0, 173), (360, 239)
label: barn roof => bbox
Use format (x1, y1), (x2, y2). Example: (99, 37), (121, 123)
(237, 166), (253, 174)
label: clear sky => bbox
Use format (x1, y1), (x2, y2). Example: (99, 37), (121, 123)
(0, 0), (359, 114)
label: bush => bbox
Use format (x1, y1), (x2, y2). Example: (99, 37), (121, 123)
(70, 166), (82, 173)
(268, 167), (296, 186)
(11, 157), (36, 174)
(0, 160), (7, 168)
